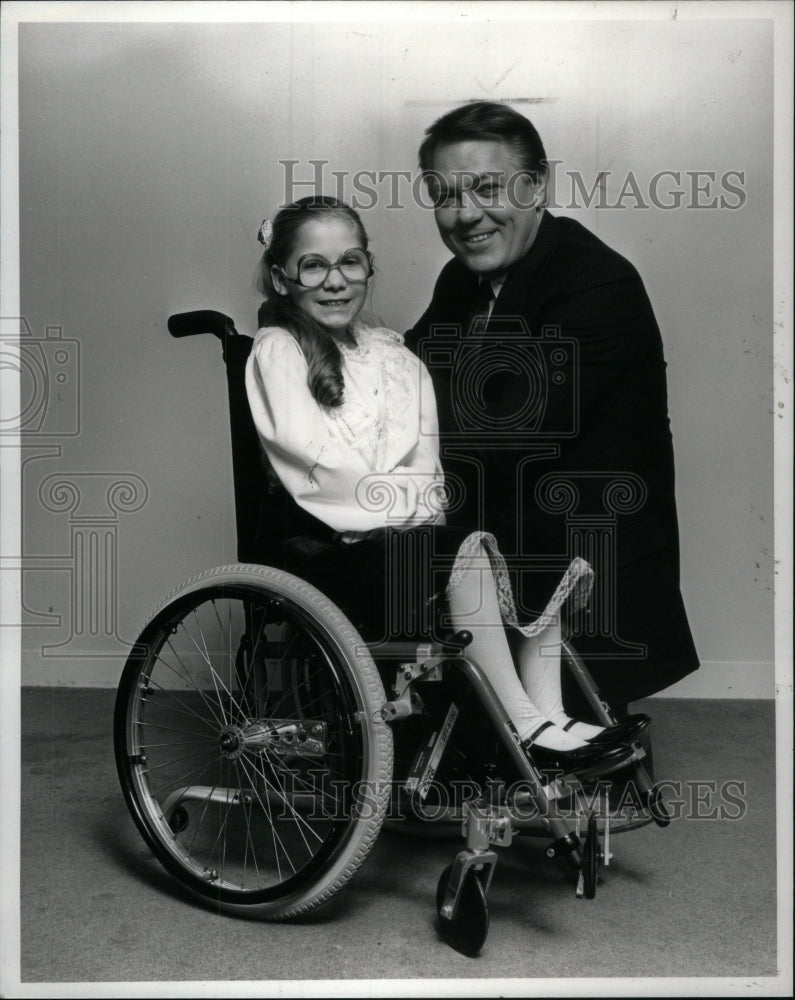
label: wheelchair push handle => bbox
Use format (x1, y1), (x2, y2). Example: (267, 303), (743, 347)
(168, 310), (240, 341)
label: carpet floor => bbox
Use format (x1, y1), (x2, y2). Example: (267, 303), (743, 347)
(17, 689), (780, 990)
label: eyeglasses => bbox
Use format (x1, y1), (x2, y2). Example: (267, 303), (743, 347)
(279, 248), (374, 288)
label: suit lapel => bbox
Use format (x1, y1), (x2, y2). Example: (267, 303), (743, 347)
(490, 210), (560, 329)
(436, 265), (480, 334)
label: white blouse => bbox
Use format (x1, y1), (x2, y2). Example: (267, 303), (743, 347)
(245, 323), (446, 534)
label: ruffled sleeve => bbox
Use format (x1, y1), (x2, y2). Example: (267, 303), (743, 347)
(380, 350), (445, 508)
(245, 327), (444, 533)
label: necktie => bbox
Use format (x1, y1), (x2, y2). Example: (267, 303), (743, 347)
(465, 280), (494, 336)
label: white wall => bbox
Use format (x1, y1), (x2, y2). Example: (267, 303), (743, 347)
(12, 12), (775, 695)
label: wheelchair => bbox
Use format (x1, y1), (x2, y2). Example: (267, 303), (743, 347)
(114, 309), (670, 957)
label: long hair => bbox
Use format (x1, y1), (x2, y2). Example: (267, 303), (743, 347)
(257, 196), (370, 408)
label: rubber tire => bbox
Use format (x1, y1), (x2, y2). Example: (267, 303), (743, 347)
(114, 563), (393, 920)
(582, 812), (599, 900)
(647, 783), (672, 828)
(436, 862), (489, 957)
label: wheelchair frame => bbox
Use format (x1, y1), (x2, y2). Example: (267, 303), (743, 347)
(113, 310), (668, 956)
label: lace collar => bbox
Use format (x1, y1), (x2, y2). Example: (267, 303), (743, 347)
(338, 321), (403, 357)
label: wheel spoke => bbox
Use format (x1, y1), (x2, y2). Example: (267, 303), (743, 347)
(182, 611), (230, 725)
(143, 676), (223, 732)
(138, 738), (213, 750)
(202, 765), (237, 884)
(143, 753), (219, 801)
(235, 609), (268, 719)
(134, 719), (218, 742)
(158, 642), (225, 729)
(251, 631), (305, 719)
(246, 749), (325, 848)
(208, 600), (249, 722)
(235, 762), (263, 891)
(236, 753), (300, 878)
(181, 781), (219, 862)
(140, 745), (218, 776)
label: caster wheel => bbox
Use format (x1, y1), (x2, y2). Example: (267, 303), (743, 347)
(577, 813), (600, 900)
(436, 863), (489, 957)
(168, 805), (189, 834)
(647, 784), (671, 827)
(565, 845), (584, 871)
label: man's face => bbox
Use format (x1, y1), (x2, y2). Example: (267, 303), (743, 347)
(428, 139), (547, 279)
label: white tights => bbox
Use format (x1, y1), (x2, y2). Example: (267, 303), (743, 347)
(446, 543), (603, 751)
(517, 632), (605, 742)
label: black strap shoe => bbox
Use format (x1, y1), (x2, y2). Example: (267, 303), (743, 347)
(581, 714), (651, 747)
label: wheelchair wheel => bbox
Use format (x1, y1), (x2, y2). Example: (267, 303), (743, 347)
(436, 863), (489, 957)
(114, 563), (393, 919)
(578, 812), (600, 900)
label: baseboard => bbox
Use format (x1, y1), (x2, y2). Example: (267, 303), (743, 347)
(20, 656), (125, 688)
(649, 660), (775, 699)
(20, 653), (777, 698)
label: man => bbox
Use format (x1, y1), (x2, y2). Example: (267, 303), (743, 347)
(406, 101), (699, 713)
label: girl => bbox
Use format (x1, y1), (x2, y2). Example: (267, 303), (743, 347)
(245, 196), (641, 771)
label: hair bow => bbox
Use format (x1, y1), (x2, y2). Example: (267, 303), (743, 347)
(257, 219), (273, 248)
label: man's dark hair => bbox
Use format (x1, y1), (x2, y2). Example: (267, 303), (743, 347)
(418, 100), (548, 177)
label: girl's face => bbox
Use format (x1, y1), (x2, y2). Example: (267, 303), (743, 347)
(271, 217), (370, 340)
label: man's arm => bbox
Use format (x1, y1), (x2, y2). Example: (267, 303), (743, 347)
(404, 302), (432, 356)
(535, 272), (665, 437)
(405, 258), (471, 356)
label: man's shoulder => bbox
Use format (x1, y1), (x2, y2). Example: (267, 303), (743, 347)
(405, 257), (475, 351)
(432, 255), (475, 293)
(541, 212), (640, 284)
